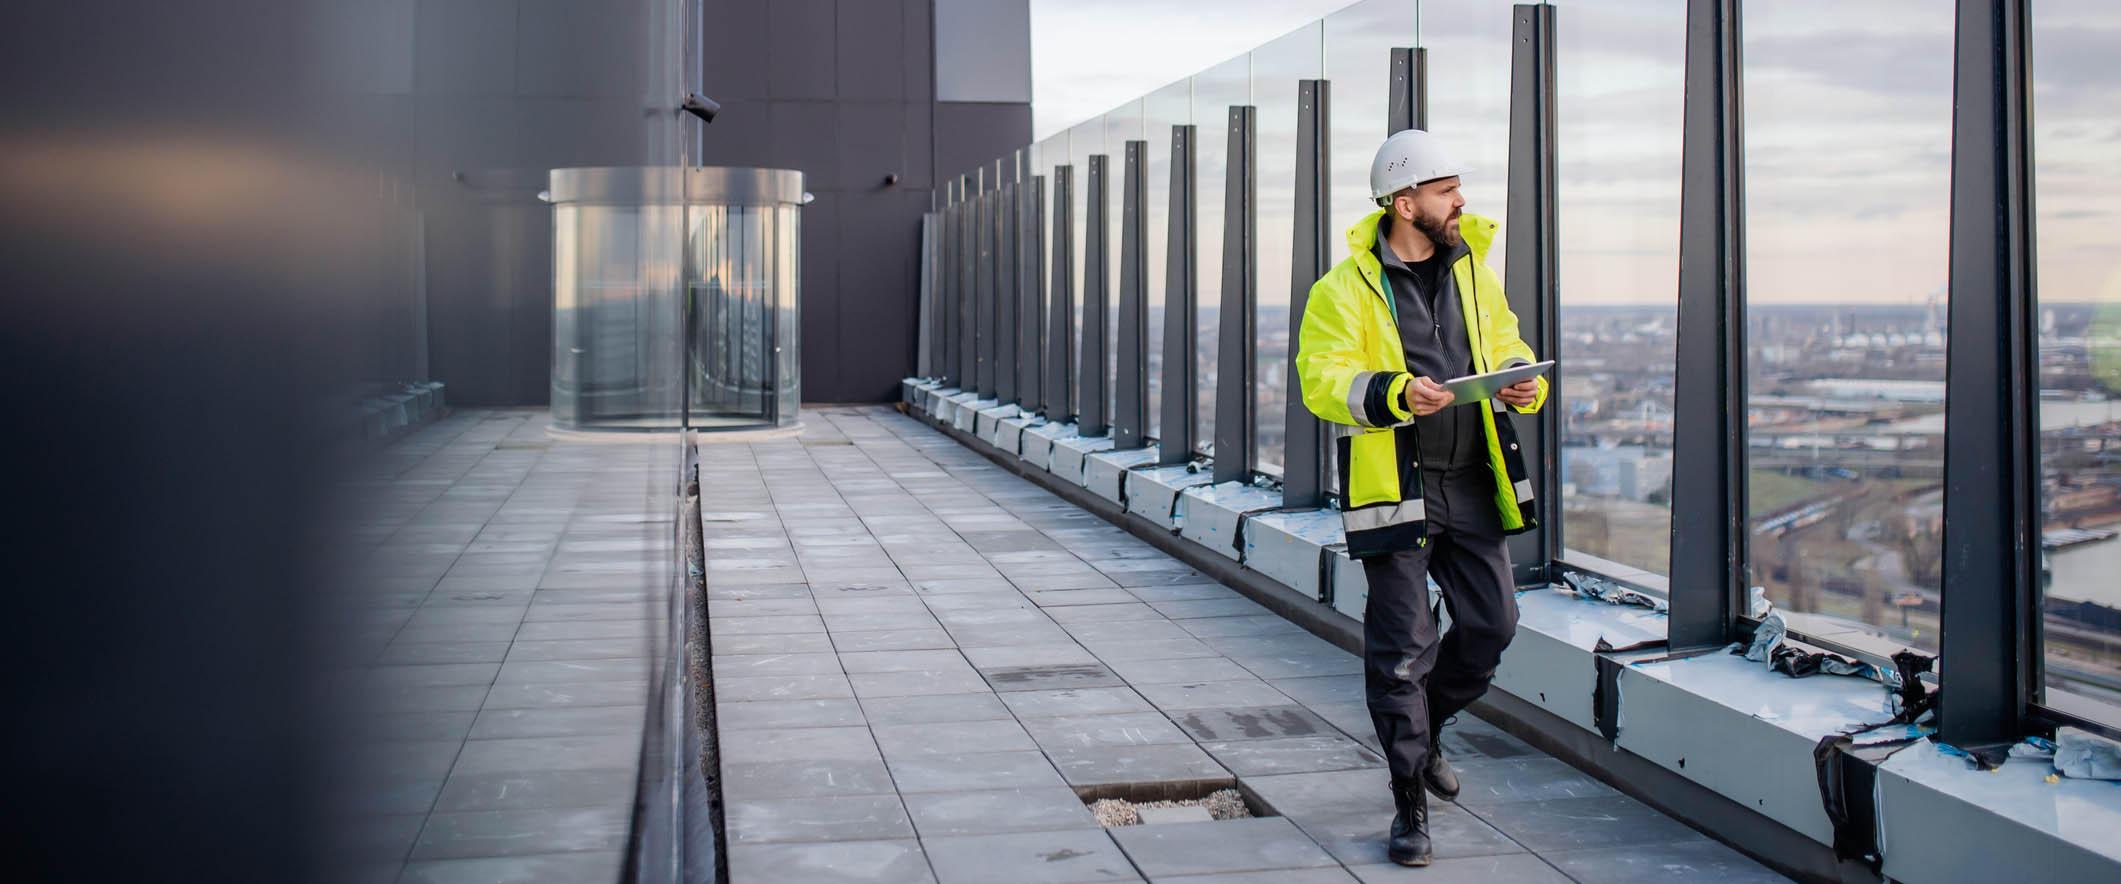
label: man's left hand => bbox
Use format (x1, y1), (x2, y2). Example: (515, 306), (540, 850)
(1496, 379), (1538, 408)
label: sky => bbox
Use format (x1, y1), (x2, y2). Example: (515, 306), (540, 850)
(1025, 0), (2118, 307)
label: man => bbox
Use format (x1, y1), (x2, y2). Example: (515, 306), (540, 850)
(1295, 129), (1547, 867)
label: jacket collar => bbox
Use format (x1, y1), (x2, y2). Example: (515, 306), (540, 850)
(1347, 207), (1497, 266)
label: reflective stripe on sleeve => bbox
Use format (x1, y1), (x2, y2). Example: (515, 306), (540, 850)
(1345, 370), (1379, 427)
(1514, 478), (1535, 502)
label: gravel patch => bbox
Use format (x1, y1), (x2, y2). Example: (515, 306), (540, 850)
(1088, 789), (1251, 826)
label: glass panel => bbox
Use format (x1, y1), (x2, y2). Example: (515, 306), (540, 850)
(1420, 0), (1515, 258)
(1555, 0), (1684, 576)
(1107, 100), (1145, 425)
(1742, 0), (1953, 653)
(1321, 0), (1421, 496)
(1144, 80), (1192, 444)
(1194, 56), (1251, 456)
(1252, 22), (1324, 476)
(2033, 0), (2121, 723)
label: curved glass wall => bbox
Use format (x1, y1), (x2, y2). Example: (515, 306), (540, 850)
(550, 166), (804, 431)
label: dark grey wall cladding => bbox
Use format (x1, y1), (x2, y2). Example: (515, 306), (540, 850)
(401, 0), (676, 405)
(700, 0), (1028, 404)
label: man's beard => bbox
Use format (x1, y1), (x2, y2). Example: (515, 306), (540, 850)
(1411, 208), (1462, 249)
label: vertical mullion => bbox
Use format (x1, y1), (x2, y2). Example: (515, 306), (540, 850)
(1504, 3), (1561, 585)
(1284, 80), (1331, 507)
(1159, 126), (1199, 464)
(1389, 47), (1428, 135)
(1115, 142), (1151, 448)
(1017, 151), (1041, 410)
(1080, 155), (1111, 436)
(959, 174), (977, 386)
(997, 178), (1019, 404)
(1938, 0), (2039, 748)
(1047, 166), (1076, 421)
(1213, 105), (1258, 485)
(1026, 173), (1048, 413)
(1668, 0), (1747, 651)
(976, 179), (996, 398)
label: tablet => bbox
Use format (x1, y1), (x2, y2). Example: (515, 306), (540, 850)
(1439, 360), (1553, 405)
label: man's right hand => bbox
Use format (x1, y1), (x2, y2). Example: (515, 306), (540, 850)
(1405, 376), (1455, 416)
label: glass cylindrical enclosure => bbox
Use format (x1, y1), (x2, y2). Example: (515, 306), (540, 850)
(550, 166), (804, 431)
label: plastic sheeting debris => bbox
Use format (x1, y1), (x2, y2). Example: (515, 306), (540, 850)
(1561, 572), (1668, 614)
(2055, 727), (2121, 781)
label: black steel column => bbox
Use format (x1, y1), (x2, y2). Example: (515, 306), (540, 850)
(976, 180), (996, 398)
(1080, 155), (1112, 436)
(1284, 81), (1332, 507)
(1389, 47), (1428, 134)
(997, 178), (1019, 404)
(1213, 106), (1258, 485)
(940, 182), (958, 386)
(1504, 3), (1560, 585)
(1024, 173), (1048, 413)
(958, 174), (977, 386)
(1115, 141), (1151, 448)
(1668, 0), (1747, 651)
(1938, 0), (2038, 749)
(1047, 165), (1076, 420)
(1017, 151), (1042, 410)
(1159, 126), (1199, 464)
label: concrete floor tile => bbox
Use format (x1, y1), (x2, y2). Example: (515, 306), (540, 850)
(1156, 869), (1359, 883)
(725, 839), (935, 884)
(1347, 853), (1570, 884)
(495, 659), (647, 685)
(1200, 736), (1384, 776)
(1025, 588), (1140, 606)
(1446, 758), (1621, 809)
(903, 786), (1100, 837)
(709, 614), (828, 634)
(1467, 794), (1708, 853)
(720, 726), (881, 764)
(1081, 638), (1222, 661)
(1169, 705), (1334, 742)
(1175, 615), (1307, 639)
(858, 692), (1016, 725)
(482, 679), (648, 709)
(711, 674), (855, 702)
(726, 794), (915, 844)
(1044, 742), (1230, 788)
(872, 719), (1038, 758)
(960, 644), (1100, 667)
(710, 652), (847, 677)
(1291, 803), (1527, 866)
(502, 638), (649, 662)
(1021, 711), (1197, 750)
(1540, 838), (1789, 884)
(1133, 680), (1293, 712)
(452, 734), (639, 775)
(922, 829), (1142, 883)
(886, 750), (1070, 793)
(980, 663), (1128, 692)
(468, 706), (645, 740)
(379, 641), (514, 665)
(1264, 676), (1363, 709)
(1064, 620), (1199, 644)
(367, 662), (503, 688)
(1149, 598), (1271, 620)
(713, 631), (839, 655)
(515, 619), (657, 641)
(410, 805), (628, 860)
(432, 767), (636, 812)
(1103, 657), (1258, 686)
(831, 628), (960, 652)
(1108, 817), (1337, 877)
(398, 850), (624, 884)
(722, 758), (899, 800)
(850, 666), (991, 698)
(838, 649), (972, 673)
(1125, 584), (1240, 603)
(716, 698), (867, 730)
(999, 686), (1155, 718)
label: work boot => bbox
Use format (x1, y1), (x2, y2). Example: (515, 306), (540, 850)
(1423, 744), (1460, 801)
(1387, 779), (1433, 867)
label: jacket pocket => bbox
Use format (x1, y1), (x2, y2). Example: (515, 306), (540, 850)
(1344, 429), (1401, 509)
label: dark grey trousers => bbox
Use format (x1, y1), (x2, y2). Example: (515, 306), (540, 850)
(1359, 466), (1520, 784)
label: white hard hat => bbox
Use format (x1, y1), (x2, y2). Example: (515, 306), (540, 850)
(1369, 129), (1464, 205)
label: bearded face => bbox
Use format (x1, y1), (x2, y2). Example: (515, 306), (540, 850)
(1394, 177), (1466, 249)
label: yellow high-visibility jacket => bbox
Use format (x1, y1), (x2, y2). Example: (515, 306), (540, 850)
(1296, 209), (1547, 557)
